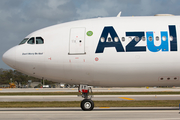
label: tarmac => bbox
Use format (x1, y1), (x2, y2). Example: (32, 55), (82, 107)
(0, 87), (180, 101)
(0, 107), (179, 120)
(0, 88), (180, 119)
(0, 95), (180, 101)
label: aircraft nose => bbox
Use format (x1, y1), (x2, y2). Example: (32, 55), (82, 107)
(2, 46), (16, 69)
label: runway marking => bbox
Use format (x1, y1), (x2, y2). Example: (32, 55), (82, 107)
(99, 107), (110, 108)
(119, 97), (135, 100)
(36, 89), (39, 90)
(0, 89), (2, 91)
(163, 90), (172, 92)
(108, 89), (111, 90)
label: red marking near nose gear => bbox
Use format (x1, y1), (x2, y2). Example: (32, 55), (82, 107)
(48, 57), (51, 60)
(82, 89), (88, 93)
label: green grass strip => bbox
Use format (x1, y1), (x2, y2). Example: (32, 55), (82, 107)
(0, 100), (179, 108)
(0, 92), (180, 95)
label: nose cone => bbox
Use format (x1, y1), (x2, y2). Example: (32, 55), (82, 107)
(2, 46), (16, 69)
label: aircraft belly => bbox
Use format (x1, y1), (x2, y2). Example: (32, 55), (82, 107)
(90, 62), (180, 87)
(47, 61), (180, 87)
(63, 63), (93, 85)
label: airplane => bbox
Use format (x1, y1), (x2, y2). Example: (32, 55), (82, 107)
(2, 14), (180, 111)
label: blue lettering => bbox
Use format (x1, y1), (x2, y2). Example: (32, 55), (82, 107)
(95, 25), (178, 53)
(126, 32), (146, 52)
(95, 26), (124, 53)
(169, 25), (177, 51)
(146, 31), (169, 52)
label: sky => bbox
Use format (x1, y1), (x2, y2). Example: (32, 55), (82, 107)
(0, 0), (180, 69)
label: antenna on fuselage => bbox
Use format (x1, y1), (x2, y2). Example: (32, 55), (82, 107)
(117, 11), (122, 17)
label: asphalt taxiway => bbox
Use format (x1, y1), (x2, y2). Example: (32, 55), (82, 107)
(0, 108), (179, 120)
(0, 88), (180, 101)
(0, 95), (180, 101)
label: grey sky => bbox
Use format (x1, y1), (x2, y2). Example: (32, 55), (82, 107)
(1, 0), (180, 69)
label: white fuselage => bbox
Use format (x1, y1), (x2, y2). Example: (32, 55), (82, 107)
(2, 16), (180, 87)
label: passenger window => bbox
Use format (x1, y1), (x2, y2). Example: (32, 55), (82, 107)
(27, 37), (35, 44)
(108, 37), (112, 42)
(36, 37), (44, 44)
(148, 36), (153, 41)
(135, 36), (139, 42)
(170, 36), (173, 41)
(101, 37), (105, 42)
(162, 36), (166, 41)
(156, 36), (159, 41)
(129, 37), (132, 41)
(114, 37), (119, 42)
(122, 37), (125, 42)
(142, 36), (146, 41)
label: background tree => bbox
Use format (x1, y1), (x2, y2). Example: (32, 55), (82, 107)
(13, 70), (28, 87)
(0, 68), (57, 87)
(0, 69), (14, 84)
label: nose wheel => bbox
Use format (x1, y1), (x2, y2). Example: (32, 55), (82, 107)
(81, 99), (94, 111)
(78, 85), (94, 111)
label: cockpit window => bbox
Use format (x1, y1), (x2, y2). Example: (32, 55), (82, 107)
(26, 37), (44, 45)
(36, 37), (44, 44)
(27, 37), (35, 44)
(19, 38), (29, 45)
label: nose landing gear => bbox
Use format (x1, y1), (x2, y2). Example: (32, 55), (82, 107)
(81, 99), (94, 111)
(78, 85), (94, 111)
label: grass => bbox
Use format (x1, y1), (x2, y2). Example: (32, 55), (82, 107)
(0, 100), (179, 108)
(0, 92), (180, 95)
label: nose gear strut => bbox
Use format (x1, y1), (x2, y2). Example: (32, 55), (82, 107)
(78, 85), (94, 111)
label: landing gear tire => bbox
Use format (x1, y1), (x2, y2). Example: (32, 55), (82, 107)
(81, 99), (94, 111)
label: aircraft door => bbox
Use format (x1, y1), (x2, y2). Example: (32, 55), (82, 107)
(69, 28), (86, 55)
